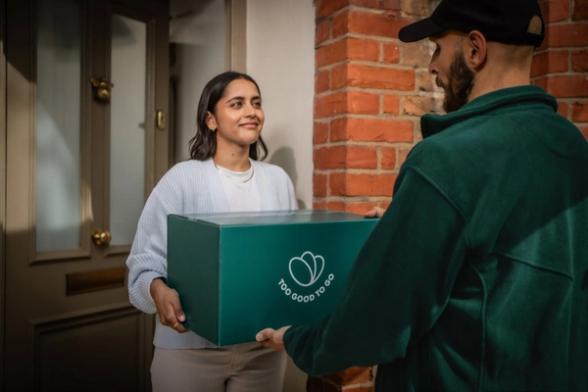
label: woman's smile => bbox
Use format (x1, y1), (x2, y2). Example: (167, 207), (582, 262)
(240, 121), (259, 129)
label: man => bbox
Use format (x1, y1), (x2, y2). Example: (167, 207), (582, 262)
(257, 0), (588, 390)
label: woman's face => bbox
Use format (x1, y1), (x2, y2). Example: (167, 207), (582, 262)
(206, 78), (264, 150)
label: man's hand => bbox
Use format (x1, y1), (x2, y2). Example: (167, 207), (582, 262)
(256, 326), (290, 351)
(150, 278), (188, 333)
(364, 206), (385, 218)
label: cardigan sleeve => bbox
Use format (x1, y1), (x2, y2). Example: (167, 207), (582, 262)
(283, 167), (467, 375)
(269, 164), (298, 211)
(126, 170), (183, 314)
(285, 172), (298, 210)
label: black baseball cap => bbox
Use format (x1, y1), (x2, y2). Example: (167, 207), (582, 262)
(398, 0), (545, 47)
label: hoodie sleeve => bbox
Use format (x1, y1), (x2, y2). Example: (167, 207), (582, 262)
(283, 167), (468, 375)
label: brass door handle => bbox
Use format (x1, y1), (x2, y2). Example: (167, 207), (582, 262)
(90, 77), (113, 103)
(156, 109), (166, 130)
(92, 230), (112, 247)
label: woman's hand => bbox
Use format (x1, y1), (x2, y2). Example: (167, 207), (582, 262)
(150, 278), (188, 333)
(255, 326), (290, 351)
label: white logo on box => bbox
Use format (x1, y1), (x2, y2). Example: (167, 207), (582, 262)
(278, 251), (335, 303)
(289, 251), (324, 287)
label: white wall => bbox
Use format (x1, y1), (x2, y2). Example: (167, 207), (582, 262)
(170, 0), (226, 161)
(246, 0), (315, 209)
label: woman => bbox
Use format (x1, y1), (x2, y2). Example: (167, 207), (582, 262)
(127, 71), (297, 391)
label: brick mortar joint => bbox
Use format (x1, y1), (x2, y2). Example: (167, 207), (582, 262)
(318, 169), (399, 175)
(316, 60), (429, 72)
(347, 4), (420, 20)
(338, 59), (428, 70)
(316, 4), (350, 21)
(316, 60), (348, 72)
(317, 4), (416, 18)
(314, 34), (349, 49)
(534, 48), (580, 54)
(321, 36), (426, 50)
(333, 32), (400, 43)
(545, 20), (588, 26)
(533, 73), (588, 80)
(313, 196), (393, 201)
(320, 114), (423, 121)
(314, 143), (417, 150)
(537, 45), (588, 50)
(315, 141), (409, 147)
(532, 71), (588, 77)
(315, 87), (436, 97)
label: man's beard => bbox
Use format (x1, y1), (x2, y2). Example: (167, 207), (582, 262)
(436, 50), (475, 112)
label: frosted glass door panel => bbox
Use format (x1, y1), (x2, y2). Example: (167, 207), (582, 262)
(109, 15), (146, 246)
(35, 0), (82, 252)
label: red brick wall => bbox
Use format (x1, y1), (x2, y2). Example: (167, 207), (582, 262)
(312, 0), (442, 217)
(533, 0), (588, 138)
(313, 0), (588, 219)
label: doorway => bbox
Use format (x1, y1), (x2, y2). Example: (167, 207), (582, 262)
(3, 0), (169, 389)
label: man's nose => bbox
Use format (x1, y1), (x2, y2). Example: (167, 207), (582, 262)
(428, 60), (438, 75)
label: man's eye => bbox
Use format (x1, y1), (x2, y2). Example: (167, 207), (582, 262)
(430, 45), (440, 62)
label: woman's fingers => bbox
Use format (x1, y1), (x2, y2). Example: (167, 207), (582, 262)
(160, 302), (188, 332)
(168, 290), (185, 321)
(152, 282), (188, 333)
(168, 295), (188, 332)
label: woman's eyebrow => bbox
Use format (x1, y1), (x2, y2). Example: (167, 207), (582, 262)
(225, 95), (261, 102)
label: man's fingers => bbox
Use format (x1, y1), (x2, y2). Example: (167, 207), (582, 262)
(256, 327), (289, 352)
(256, 328), (275, 342)
(364, 207), (385, 218)
(364, 209), (378, 217)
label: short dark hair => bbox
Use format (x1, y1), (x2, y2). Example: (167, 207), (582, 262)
(189, 71), (268, 161)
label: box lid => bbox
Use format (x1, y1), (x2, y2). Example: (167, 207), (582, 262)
(171, 209), (375, 227)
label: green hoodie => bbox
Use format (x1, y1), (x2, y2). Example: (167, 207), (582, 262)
(284, 86), (588, 391)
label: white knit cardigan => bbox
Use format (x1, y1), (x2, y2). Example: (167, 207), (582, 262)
(126, 158), (297, 348)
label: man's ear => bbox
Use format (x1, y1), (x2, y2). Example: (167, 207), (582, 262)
(205, 111), (217, 131)
(465, 30), (487, 70)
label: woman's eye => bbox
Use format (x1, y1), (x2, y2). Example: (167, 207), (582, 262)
(231, 101), (242, 108)
(252, 101), (262, 108)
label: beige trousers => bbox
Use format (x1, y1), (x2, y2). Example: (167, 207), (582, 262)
(150, 343), (287, 392)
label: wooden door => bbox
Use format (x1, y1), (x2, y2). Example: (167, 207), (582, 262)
(4, 0), (169, 390)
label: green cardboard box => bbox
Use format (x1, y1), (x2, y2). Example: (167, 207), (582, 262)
(167, 210), (378, 346)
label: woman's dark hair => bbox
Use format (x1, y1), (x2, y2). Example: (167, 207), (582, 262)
(189, 71), (268, 161)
